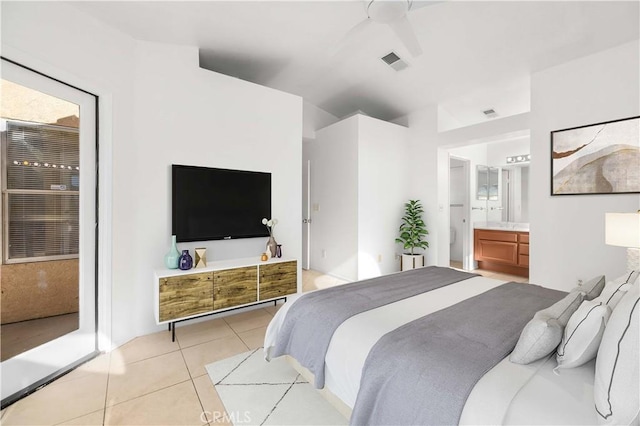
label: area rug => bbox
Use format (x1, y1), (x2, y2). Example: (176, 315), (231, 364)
(206, 348), (348, 426)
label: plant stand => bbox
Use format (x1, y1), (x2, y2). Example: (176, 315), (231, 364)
(401, 254), (424, 271)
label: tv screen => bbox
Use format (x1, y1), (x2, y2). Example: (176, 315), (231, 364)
(172, 165), (271, 242)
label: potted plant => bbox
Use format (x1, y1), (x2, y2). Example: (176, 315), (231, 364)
(395, 199), (429, 271)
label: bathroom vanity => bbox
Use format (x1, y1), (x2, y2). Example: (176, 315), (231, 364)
(474, 223), (529, 277)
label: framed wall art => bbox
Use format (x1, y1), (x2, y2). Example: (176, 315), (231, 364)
(551, 116), (640, 195)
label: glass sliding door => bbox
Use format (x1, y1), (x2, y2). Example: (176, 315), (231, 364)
(0, 59), (98, 406)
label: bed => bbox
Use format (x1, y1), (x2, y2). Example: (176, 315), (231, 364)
(263, 266), (638, 425)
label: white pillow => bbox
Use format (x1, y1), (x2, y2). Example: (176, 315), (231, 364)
(510, 289), (584, 365)
(600, 270), (639, 310)
(594, 281), (639, 425)
(557, 271), (640, 370)
(556, 299), (611, 369)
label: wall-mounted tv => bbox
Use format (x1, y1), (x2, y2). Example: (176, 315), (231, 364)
(172, 165), (271, 242)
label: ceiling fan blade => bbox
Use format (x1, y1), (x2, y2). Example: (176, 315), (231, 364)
(331, 18), (374, 56)
(388, 15), (423, 57)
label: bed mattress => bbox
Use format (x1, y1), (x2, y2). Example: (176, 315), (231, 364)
(264, 275), (598, 425)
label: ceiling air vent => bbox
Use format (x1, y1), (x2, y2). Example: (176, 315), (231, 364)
(483, 109), (498, 118)
(381, 51), (408, 71)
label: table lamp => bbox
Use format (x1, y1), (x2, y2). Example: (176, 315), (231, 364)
(606, 212), (640, 272)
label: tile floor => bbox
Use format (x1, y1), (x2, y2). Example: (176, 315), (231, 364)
(0, 270), (338, 426)
(1, 266), (523, 425)
(450, 261), (529, 283)
(1, 313), (79, 362)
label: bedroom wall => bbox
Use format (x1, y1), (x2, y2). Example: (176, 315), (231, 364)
(529, 40), (640, 290)
(2, 2), (303, 347)
(132, 41), (303, 336)
(357, 115), (409, 279)
(308, 117), (359, 281)
(308, 115), (409, 281)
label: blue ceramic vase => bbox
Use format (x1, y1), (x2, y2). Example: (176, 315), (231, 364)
(164, 235), (180, 269)
(178, 250), (193, 270)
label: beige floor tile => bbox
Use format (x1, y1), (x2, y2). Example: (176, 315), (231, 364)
(106, 350), (191, 406)
(57, 352), (111, 384)
(104, 380), (205, 426)
(236, 326), (267, 350)
(262, 304), (282, 316)
(450, 261), (463, 269)
(182, 335), (249, 378)
(302, 270), (349, 292)
(192, 375), (232, 426)
(223, 309), (272, 334)
(474, 269), (497, 278)
(175, 318), (236, 349)
(2, 368), (108, 425)
(56, 409), (104, 425)
(110, 330), (180, 365)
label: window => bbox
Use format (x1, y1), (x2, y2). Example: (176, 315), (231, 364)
(2, 120), (80, 262)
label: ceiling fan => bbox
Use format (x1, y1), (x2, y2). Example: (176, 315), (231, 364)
(336, 0), (424, 58)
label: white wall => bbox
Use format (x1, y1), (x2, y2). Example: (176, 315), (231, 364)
(405, 106), (441, 266)
(486, 138), (530, 168)
(302, 101), (339, 139)
(357, 115), (409, 279)
(309, 117), (359, 281)
(2, 2), (303, 347)
(133, 41), (302, 335)
(308, 115), (409, 281)
(530, 40), (640, 290)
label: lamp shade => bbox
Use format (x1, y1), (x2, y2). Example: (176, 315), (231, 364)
(606, 213), (640, 248)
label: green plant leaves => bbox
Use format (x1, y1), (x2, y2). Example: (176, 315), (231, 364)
(396, 199), (429, 255)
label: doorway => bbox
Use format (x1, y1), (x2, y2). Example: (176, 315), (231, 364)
(0, 59), (98, 407)
(449, 156), (471, 270)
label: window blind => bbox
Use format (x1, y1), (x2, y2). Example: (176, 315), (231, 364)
(4, 121), (80, 262)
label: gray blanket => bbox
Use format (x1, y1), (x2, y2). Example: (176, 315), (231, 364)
(272, 266), (477, 388)
(350, 282), (566, 426)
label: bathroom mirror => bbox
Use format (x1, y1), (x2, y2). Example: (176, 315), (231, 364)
(476, 166), (500, 201)
(488, 167), (499, 201)
(476, 166), (488, 200)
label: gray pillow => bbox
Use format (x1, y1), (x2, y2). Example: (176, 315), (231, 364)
(510, 316), (563, 364)
(510, 290), (585, 364)
(536, 288), (586, 327)
(576, 275), (606, 301)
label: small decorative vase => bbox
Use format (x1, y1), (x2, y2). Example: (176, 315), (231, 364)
(178, 250), (193, 270)
(164, 235), (180, 269)
(276, 244), (282, 258)
(266, 236), (277, 258)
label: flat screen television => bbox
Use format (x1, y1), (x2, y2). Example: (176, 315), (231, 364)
(172, 165), (271, 242)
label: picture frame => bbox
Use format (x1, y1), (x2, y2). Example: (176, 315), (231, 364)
(551, 116), (640, 195)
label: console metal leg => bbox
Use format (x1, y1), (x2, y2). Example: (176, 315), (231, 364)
(172, 323), (175, 342)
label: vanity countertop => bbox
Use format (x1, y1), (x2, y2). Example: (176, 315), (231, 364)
(474, 222), (529, 232)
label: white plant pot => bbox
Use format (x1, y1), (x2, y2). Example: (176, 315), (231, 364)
(401, 254), (424, 271)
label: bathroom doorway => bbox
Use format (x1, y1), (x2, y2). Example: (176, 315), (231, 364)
(449, 156), (471, 270)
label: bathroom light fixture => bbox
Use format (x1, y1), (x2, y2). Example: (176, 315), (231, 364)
(506, 154), (530, 164)
(606, 211), (640, 271)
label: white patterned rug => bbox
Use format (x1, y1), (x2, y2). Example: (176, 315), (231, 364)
(206, 348), (348, 426)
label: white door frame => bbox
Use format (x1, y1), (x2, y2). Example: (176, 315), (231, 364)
(302, 159), (311, 270)
(0, 58), (101, 405)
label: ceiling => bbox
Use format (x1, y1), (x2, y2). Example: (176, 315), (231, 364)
(71, 1), (639, 124)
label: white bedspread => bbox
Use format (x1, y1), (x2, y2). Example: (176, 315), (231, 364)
(264, 275), (598, 424)
(265, 275), (503, 406)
